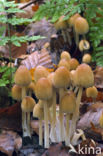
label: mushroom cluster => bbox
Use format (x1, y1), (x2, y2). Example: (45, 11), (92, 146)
(12, 49), (95, 149)
(54, 13), (92, 64)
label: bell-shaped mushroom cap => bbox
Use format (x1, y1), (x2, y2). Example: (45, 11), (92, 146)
(26, 82), (35, 94)
(82, 54), (92, 64)
(33, 104), (44, 120)
(12, 84), (22, 101)
(86, 86), (98, 98)
(79, 40), (90, 52)
(75, 63), (94, 88)
(60, 91), (76, 113)
(60, 51), (71, 61)
(70, 70), (76, 86)
(14, 65), (31, 86)
(53, 66), (71, 88)
(74, 17), (89, 35)
(35, 77), (53, 100)
(21, 96), (36, 112)
(69, 58), (79, 70)
(58, 59), (70, 70)
(54, 16), (67, 30)
(67, 13), (81, 27)
(34, 65), (49, 83)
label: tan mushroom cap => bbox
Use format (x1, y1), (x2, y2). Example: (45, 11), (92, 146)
(35, 77), (53, 100)
(69, 58), (79, 70)
(70, 70), (76, 86)
(60, 51), (71, 61)
(86, 86), (98, 98)
(54, 16), (67, 30)
(33, 104), (44, 120)
(74, 17), (89, 35)
(26, 81), (35, 94)
(21, 96), (36, 112)
(61, 91), (76, 113)
(75, 63), (94, 88)
(67, 13), (81, 27)
(58, 59), (70, 70)
(79, 40), (90, 52)
(53, 66), (71, 88)
(12, 84), (22, 101)
(82, 54), (92, 64)
(14, 65), (31, 86)
(34, 65), (49, 83)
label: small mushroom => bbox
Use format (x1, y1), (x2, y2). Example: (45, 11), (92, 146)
(82, 53), (92, 64)
(11, 84), (22, 101)
(35, 77), (53, 148)
(53, 66), (71, 142)
(67, 13), (81, 43)
(69, 58), (79, 71)
(71, 63), (94, 137)
(60, 51), (71, 61)
(79, 40), (90, 52)
(86, 86), (98, 103)
(54, 16), (71, 44)
(14, 65), (32, 137)
(61, 91), (76, 146)
(33, 103), (44, 146)
(74, 17), (89, 46)
(21, 96), (36, 137)
(58, 59), (70, 70)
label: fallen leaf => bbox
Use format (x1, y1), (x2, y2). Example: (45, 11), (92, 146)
(0, 130), (22, 156)
(42, 143), (71, 156)
(0, 102), (22, 132)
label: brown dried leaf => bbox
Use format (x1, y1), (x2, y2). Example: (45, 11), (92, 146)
(88, 102), (103, 112)
(42, 143), (71, 156)
(0, 103), (22, 132)
(90, 122), (103, 137)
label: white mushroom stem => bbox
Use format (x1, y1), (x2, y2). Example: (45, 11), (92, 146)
(44, 100), (49, 148)
(70, 87), (83, 138)
(62, 30), (67, 43)
(27, 112), (31, 137)
(65, 114), (70, 146)
(50, 91), (57, 142)
(75, 32), (79, 46)
(22, 112), (28, 137)
(22, 86), (27, 137)
(59, 88), (65, 142)
(66, 29), (72, 45)
(39, 119), (43, 146)
(74, 86), (79, 94)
